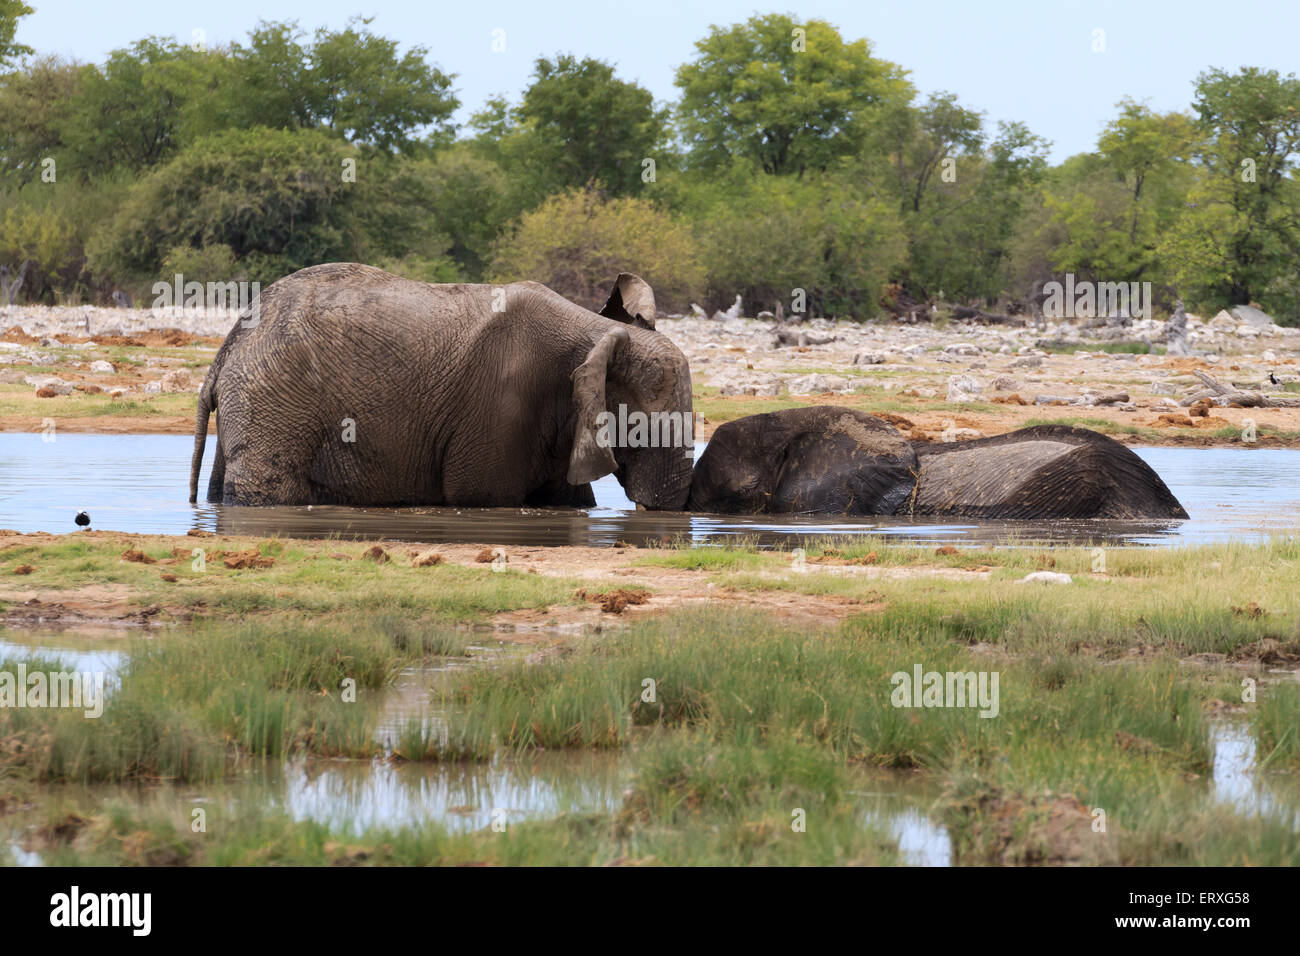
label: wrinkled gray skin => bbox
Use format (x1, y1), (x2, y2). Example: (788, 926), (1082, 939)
(190, 263), (693, 509)
(687, 409), (1187, 520)
(910, 424), (1188, 519)
(687, 407), (919, 515)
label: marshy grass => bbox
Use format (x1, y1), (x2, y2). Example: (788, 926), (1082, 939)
(5, 534), (1299, 865)
(0, 619), (428, 783)
(400, 606), (1212, 776)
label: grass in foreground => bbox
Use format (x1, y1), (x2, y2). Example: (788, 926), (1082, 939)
(4, 537), (1299, 864)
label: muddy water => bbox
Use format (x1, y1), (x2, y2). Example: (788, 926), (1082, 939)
(3, 433), (1299, 547)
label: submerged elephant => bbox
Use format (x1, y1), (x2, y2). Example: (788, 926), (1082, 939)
(190, 263), (693, 508)
(686, 407), (919, 514)
(687, 408), (1187, 520)
(909, 424), (1187, 519)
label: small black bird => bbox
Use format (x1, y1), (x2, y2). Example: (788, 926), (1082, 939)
(1270, 371), (1281, 386)
(74, 510), (90, 528)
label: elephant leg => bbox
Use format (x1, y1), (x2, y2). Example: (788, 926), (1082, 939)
(221, 464), (317, 506)
(215, 400), (323, 505)
(206, 442), (226, 502)
(525, 479), (596, 508)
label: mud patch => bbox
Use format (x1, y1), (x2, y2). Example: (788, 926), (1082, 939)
(222, 549), (275, 569)
(577, 588), (651, 614)
(945, 783), (1118, 865)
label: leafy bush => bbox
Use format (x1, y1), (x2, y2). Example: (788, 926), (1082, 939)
(679, 167), (907, 318)
(88, 127), (362, 286)
(490, 186), (704, 312)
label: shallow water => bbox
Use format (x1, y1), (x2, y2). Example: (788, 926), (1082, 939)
(0, 633), (125, 676)
(0, 650), (953, 864)
(2, 433), (1299, 547)
(1211, 720), (1300, 825)
(3, 639), (1296, 865)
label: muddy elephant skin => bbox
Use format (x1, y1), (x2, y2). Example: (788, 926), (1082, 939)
(910, 424), (1188, 519)
(686, 407), (919, 515)
(686, 409), (1187, 520)
(191, 263), (693, 509)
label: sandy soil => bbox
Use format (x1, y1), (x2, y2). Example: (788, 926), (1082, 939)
(0, 531), (989, 634)
(5, 305), (1299, 444)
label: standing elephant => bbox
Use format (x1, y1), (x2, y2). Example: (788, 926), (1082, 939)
(190, 263), (693, 509)
(686, 407), (919, 514)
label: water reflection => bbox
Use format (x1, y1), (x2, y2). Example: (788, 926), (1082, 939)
(281, 753), (624, 834)
(3, 433), (1300, 548)
(0, 635), (125, 677)
(1210, 720), (1300, 825)
(853, 778), (952, 867)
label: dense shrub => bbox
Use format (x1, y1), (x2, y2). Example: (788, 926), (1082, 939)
(88, 127), (361, 287)
(489, 187), (704, 312)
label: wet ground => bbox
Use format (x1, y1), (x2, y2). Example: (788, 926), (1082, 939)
(3, 434), (1299, 547)
(3, 636), (1296, 866)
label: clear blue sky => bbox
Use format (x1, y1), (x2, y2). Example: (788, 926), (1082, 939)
(13, 0), (1299, 162)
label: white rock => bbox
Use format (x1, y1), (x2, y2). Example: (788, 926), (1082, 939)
(1018, 571), (1073, 585)
(159, 369), (194, 393)
(88, 359), (115, 374)
(1231, 304), (1275, 329)
(788, 374), (851, 395)
(946, 374), (983, 402)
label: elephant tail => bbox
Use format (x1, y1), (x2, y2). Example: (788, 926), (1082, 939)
(190, 374), (214, 503)
(190, 322), (241, 503)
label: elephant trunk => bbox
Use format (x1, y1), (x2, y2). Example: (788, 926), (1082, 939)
(614, 335), (694, 511)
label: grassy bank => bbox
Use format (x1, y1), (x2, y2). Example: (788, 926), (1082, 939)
(3, 534), (1299, 865)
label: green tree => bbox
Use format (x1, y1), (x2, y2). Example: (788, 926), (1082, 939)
(885, 92), (984, 214)
(358, 146), (512, 280)
(88, 127), (362, 285)
(676, 165), (906, 317)
(900, 119), (1050, 302)
(1009, 102), (1192, 303)
(307, 19), (458, 152)
(1162, 67), (1300, 309)
(0, 54), (82, 185)
(513, 54), (668, 195)
(212, 19), (458, 153)
(60, 38), (208, 179)
(675, 13), (911, 175)
(0, 0), (33, 66)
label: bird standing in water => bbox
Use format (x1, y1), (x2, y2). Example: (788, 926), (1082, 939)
(75, 510), (90, 528)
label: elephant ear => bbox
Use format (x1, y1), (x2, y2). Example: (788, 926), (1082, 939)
(598, 273), (657, 330)
(568, 326), (629, 485)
